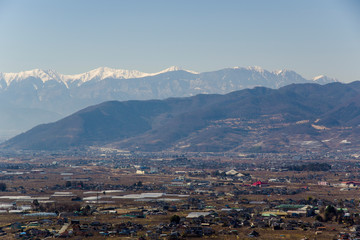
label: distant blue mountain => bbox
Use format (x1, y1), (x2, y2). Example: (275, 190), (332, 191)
(0, 66), (337, 139)
(4, 81), (360, 153)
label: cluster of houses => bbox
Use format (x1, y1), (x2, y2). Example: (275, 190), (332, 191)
(4, 152), (360, 239)
(3, 189), (360, 239)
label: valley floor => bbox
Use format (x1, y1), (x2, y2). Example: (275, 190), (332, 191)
(0, 151), (358, 239)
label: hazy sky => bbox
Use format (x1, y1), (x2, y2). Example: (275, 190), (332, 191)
(0, 0), (359, 82)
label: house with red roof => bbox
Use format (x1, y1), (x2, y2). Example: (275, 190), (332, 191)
(251, 181), (269, 187)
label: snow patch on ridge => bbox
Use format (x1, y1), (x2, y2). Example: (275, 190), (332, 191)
(246, 66), (264, 72)
(312, 75), (338, 84)
(313, 75), (325, 81)
(1, 69), (62, 85)
(63, 67), (149, 83)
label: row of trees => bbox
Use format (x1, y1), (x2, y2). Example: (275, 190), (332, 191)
(315, 205), (353, 224)
(287, 162), (331, 171)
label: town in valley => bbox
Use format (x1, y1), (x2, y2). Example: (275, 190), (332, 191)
(0, 148), (359, 239)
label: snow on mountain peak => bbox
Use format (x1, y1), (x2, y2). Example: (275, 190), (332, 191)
(274, 69), (295, 75)
(246, 66), (264, 72)
(150, 66), (182, 75)
(312, 75), (338, 83)
(165, 66), (181, 71)
(151, 66), (198, 75)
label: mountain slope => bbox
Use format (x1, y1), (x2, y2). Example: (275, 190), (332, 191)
(0, 66), (338, 139)
(3, 81), (360, 153)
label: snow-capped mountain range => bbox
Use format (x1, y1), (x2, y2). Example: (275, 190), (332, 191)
(0, 66), (338, 140)
(0, 66), (334, 87)
(0, 66), (195, 86)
